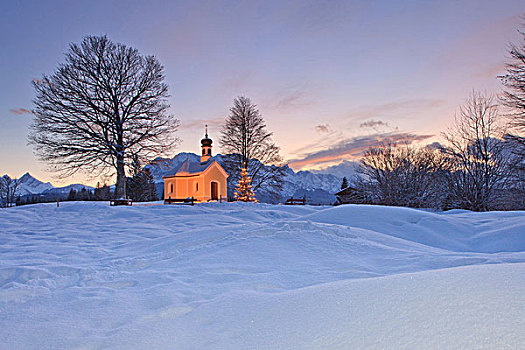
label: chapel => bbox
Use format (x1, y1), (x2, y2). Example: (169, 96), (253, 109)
(163, 127), (228, 202)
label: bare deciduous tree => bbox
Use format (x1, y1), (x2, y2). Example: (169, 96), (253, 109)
(442, 92), (511, 211)
(499, 22), (525, 194)
(219, 96), (285, 200)
(356, 144), (445, 208)
(29, 35), (178, 199)
(500, 24), (525, 152)
(0, 175), (21, 208)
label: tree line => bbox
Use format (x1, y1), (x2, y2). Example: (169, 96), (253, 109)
(2, 24), (523, 210)
(340, 26), (525, 211)
(1, 166), (158, 207)
(339, 91), (524, 211)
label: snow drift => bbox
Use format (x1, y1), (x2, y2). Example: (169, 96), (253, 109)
(0, 202), (523, 349)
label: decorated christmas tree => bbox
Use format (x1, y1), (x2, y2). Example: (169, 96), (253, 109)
(234, 165), (257, 202)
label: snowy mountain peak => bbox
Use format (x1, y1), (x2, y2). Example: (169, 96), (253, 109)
(146, 152), (344, 204)
(16, 172), (54, 196)
(1, 172), (94, 197)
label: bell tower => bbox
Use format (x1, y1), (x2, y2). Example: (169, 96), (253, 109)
(201, 125), (212, 163)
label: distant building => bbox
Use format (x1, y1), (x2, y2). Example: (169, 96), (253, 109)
(163, 128), (228, 202)
(335, 185), (366, 204)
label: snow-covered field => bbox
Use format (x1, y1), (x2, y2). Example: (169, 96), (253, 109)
(0, 202), (524, 349)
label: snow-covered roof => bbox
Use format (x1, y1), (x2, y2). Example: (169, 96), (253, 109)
(335, 185), (357, 196)
(163, 157), (217, 177)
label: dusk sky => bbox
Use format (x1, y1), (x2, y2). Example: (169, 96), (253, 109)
(1, 0), (523, 186)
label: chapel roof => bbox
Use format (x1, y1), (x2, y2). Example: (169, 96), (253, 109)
(163, 157), (216, 177)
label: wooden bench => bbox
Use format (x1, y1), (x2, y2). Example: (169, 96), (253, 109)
(110, 198), (133, 206)
(164, 197), (195, 206)
(285, 197), (306, 205)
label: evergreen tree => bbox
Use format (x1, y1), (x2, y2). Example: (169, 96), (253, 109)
(79, 187), (88, 200)
(135, 168), (158, 201)
(67, 189), (77, 201)
(145, 169), (158, 201)
(127, 158), (158, 202)
(100, 185), (111, 200)
(94, 182), (111, 201)
(234, 165), (257, 202)
(341, 177), (349, 190)
(94, 182), (102, 200)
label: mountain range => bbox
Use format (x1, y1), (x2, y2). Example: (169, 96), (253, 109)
(147, 153), (348, 204)
(312, 160), (361, 180)
(5, 154), (358, 204)
(2, 172), (94, 197)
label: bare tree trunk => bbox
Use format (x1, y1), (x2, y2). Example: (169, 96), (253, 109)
(115, 155), (126, 199)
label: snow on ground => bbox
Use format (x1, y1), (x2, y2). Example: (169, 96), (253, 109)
(0, 202), (523, 349)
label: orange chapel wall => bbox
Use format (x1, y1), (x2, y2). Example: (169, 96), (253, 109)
(163, 165), (227, 202)
(203, 165), (227, 200)
(164, 176), (202, 200)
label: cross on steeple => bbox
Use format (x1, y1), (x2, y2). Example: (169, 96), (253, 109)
(201, 124), (213, 163)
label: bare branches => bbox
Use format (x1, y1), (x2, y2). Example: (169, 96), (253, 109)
(500, 27), (525, 136)
(353, 93), (521, 211)
(29, 35), (179, 198)
(356, 144), (445, 208)
(0, 176), (21, 208)
(219, 96), (285, 201)
(441, 92), (511, 211)
(499, 23), (525, 180)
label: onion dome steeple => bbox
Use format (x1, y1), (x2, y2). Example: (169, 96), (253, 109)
(201, 124), (213, 163)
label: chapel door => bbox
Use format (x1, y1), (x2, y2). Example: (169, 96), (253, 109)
(211, 182), (218, 200)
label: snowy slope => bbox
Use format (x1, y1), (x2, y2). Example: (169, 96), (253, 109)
(129, 263), (523, 350)
(0, 202), (523, 349)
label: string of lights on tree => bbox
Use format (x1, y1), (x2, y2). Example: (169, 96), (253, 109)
(234, 165), (257, 202)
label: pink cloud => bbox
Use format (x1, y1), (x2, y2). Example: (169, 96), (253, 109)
(9, 108), (32, 115)
(288, 132), (434, 170)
